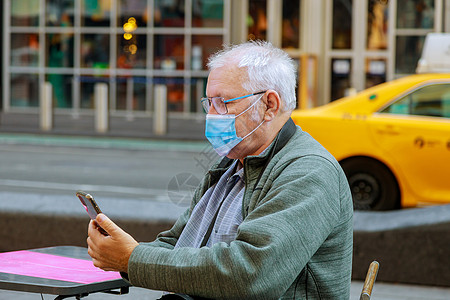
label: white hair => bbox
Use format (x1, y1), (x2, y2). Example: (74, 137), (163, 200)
(207, 40), (297, 112)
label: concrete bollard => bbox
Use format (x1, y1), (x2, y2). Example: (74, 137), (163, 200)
(153, 84), (167, 135)
(40, 82), (53, 131)
(94, 83), (108, 133)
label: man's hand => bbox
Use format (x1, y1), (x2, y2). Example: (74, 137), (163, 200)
(87, 213), (139, 273)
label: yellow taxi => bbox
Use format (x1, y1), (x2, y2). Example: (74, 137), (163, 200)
(291, 73), (450, 210)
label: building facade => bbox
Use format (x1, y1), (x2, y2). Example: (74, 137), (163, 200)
(2, 0), (449, 123)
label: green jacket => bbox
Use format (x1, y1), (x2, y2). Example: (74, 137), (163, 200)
(127, 119), (353, 299)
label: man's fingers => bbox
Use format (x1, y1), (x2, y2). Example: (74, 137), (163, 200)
(95, 213), (120, 236)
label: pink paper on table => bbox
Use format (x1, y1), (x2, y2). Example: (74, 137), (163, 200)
(0, 250), (122, 284)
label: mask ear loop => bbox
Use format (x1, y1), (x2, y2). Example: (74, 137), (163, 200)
(235, 94), (265, 118)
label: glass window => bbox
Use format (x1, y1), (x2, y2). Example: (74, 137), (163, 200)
(331, 58), (352, 101)
(46, 33), (74, 68)
(11, 73), (39, 107)
(11, 0), (40, 26)
(365, 58), (386, 89)
(80, 77), (109, 108)
(191, 35), (223, 70)
(117, 34), (147, 69)
(118, 0), (148, 26)
(395, 35), (425, 74)
(154, 35), (185, 70)
(381, 84), (450, 118)
(332, 0), (352, 49)
(46, 74), (73, 108)
(154, 0), (185, 27)
(164, 78), (185, 112)
(191, 77), (208, 112)
(81, 0), (111, 27)
(81, 34), (110, 68)
(367, 0), (388, 50)
(282, 0), (301, 49)
(11, 34), (39, 67)
(397, 0), (434, 29)
(46, 0), (74, 26)
(116, 77), (147, 110)
(192, 0), (224, 27)
(248, 0), (267, 41)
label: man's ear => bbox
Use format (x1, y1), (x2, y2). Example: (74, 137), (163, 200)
(264, 90), (281, 122)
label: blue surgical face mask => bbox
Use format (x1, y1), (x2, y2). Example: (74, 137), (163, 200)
(205, 95), (265, 157)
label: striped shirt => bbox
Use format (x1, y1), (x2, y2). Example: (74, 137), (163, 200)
(175, 160), (244, 248)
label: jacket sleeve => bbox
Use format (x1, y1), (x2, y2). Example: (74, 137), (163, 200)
(127, 156), (345, 299)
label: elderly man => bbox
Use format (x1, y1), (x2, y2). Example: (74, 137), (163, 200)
(87, 41), (353, 299)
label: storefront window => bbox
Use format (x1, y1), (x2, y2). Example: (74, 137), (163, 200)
(332, 0), (352, 49)
(116, 77), (147, 110)
(117, 34), (147, 69)
(118, 0), (148, 26)
(11, 0), (39, 26)
(248, 0), (267, 41)
(154, 0), (185, 27)
(80, 77), (108, 108)
(154, 35), (185, 70)
(81, 0), (111, 27)
(46, 0), (74, 26)
(192, 0), (224, 27)
(11, 74), (39, 107)
(282, 0), (301, 49)
(191, 35), (223, 70)
(81, 34), (110, 68)
(46, 33), (74, 68)
(395, 35), (425, 74)
(46, 74), (73, 108)
(397, 0), (434, 29)
(367, 0), (388, 50)
(331, 58), (352, 101)
(365, 58), (386, 89)
(190, 77), (208, 112)
(11, 34), (39, 67)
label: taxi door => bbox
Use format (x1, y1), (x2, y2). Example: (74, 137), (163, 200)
(369, 83), (450, 205)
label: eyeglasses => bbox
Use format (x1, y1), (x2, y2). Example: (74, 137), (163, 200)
(201, 91), (266, 115)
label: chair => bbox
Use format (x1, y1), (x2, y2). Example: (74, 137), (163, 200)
(359, 261), (379, 300)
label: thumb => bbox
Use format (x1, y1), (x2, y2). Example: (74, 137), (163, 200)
(96, 213), (120, 236)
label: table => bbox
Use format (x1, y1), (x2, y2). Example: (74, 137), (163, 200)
(0, 246), (130, 299)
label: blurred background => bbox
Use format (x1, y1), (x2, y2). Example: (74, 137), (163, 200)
(1, 1), (450, 299)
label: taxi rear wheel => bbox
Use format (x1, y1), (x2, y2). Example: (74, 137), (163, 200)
(340, 158), (400, 211)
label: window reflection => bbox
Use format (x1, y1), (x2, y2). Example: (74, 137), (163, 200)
(332, 0), (352, 49)
(116, 77), (147, 110)
(81, 34), (109, 68)
(118, 0), (148, 26)
(11, 34), (39, 67)
(81, 0), (111, 27)
(248, 0), (267, 41)
(397, 0), (434, 29)
(331, 58), (352, 101)
(155, 0), (185, 27)
(46, 33), (74, 68)
(118, 34), (146, 69)
(365, 58), (386, 89)
(395, 36), (425, 74)
(11, 74), (39, 107)
(191, 35), (223, 70)
(367, 0), (388, 50)
(192, 0), (224, 27)
(282, 0), (301, 49)
(154, 35), (185, 70)
(46, 74), (73, 108)
(11, 0), (39, 26)
(46, 0), (74, 26)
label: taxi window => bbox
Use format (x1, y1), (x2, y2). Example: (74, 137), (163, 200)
(381, 83), (450, 119)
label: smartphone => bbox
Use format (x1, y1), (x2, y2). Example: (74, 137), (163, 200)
(76, 190), (108, 235)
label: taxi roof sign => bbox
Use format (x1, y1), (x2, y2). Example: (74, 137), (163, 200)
(416, 33), (450, 73)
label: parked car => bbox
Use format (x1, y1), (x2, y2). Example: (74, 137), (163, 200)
(291, 73), (450, 210)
